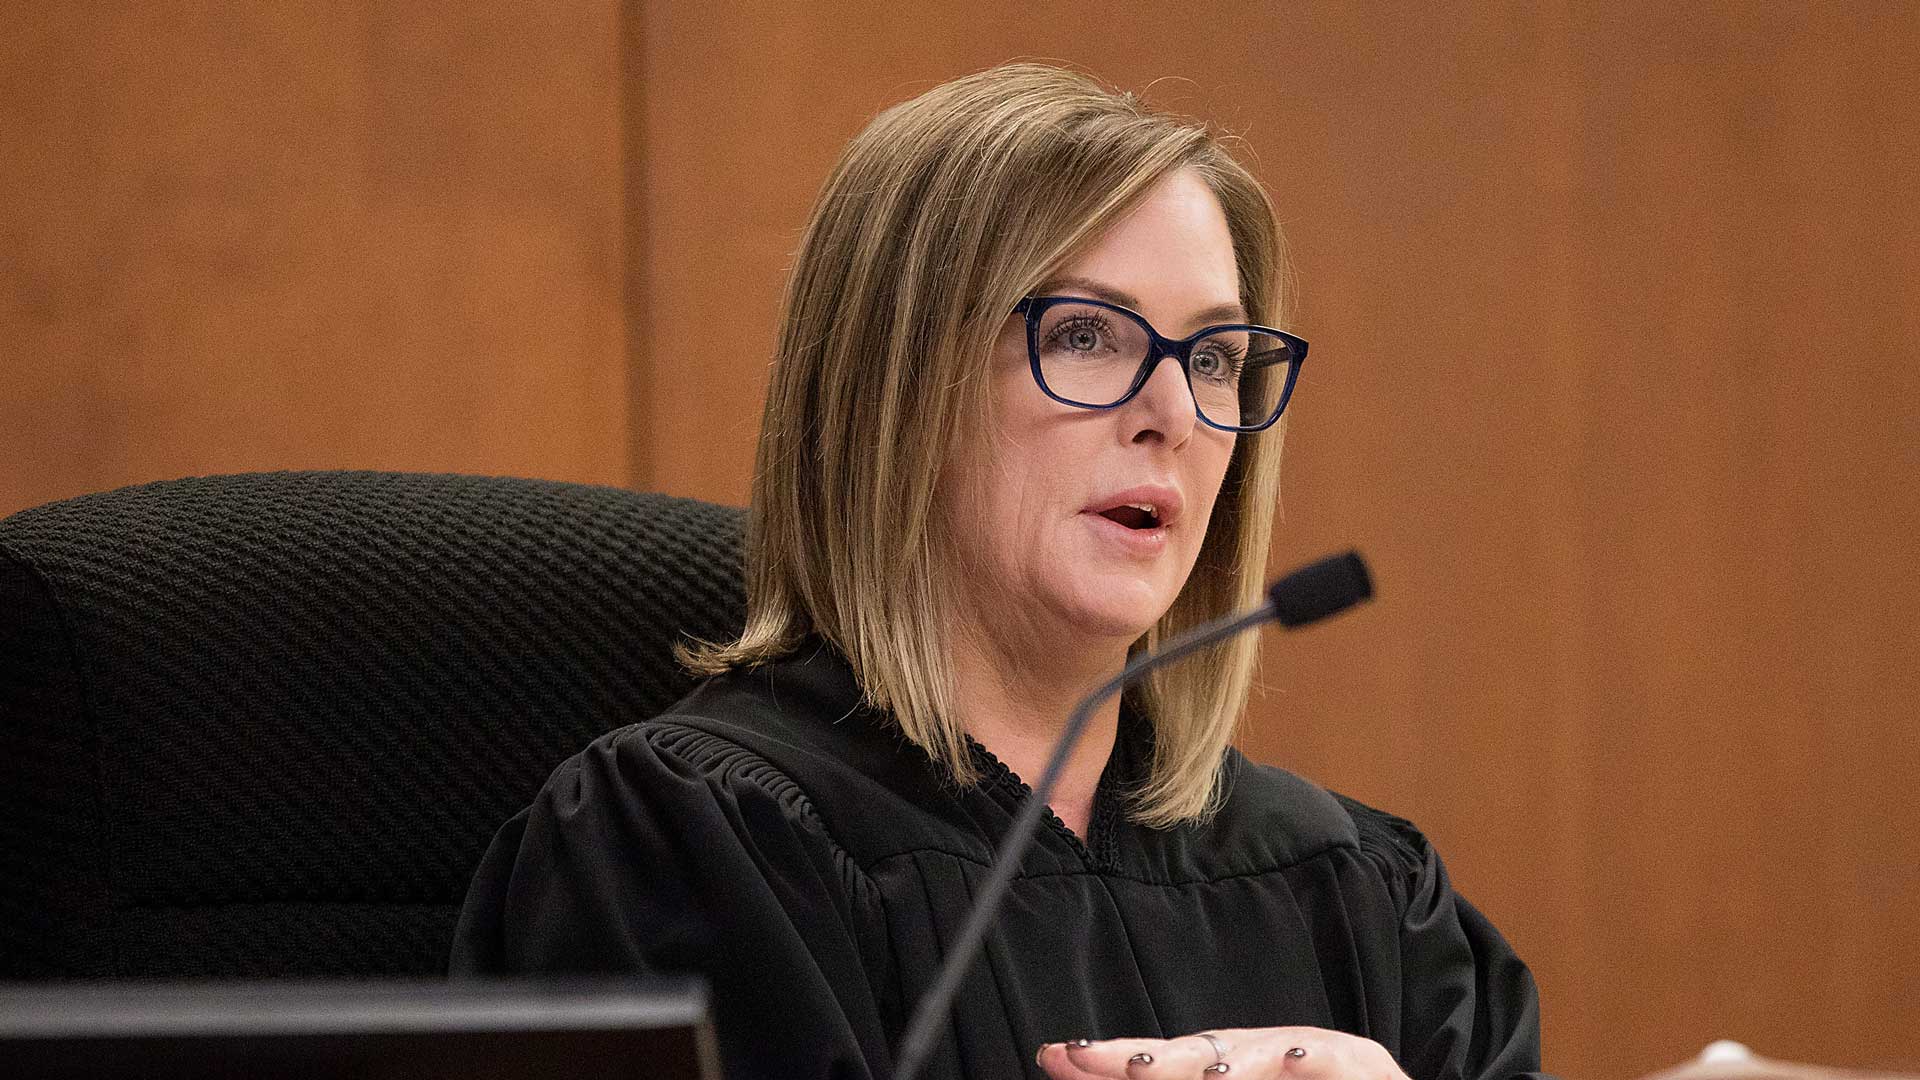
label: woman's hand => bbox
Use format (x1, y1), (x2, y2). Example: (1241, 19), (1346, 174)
(1036, 1027), (1412, 1080)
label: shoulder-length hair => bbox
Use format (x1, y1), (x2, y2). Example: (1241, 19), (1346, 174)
(683, 63), (1291, 828)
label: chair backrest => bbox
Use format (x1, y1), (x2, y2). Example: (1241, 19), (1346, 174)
(0, 471), (746, 978)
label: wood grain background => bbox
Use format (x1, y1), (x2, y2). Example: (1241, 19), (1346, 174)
(5, 4), (1916, 1076)
(1, 4), (630, 510)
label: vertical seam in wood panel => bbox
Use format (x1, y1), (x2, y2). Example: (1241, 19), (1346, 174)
(620, 0), (652, 492)
(1526, 5), (1601, 1073)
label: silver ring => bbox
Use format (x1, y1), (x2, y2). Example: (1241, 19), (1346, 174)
(1198, 1032), (1230, 1074)
(1287, 1047), (1309, 1060)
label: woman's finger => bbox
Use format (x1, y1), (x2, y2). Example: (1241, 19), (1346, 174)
(1037, 1039), (1127, 1079)
(1239, 1026), (1403, 1080)
(1061, 1032), (1234, 1077)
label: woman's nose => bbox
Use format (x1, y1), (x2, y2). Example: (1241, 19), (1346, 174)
(1124, 351), (1199, 446)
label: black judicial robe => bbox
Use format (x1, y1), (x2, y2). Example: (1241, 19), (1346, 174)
(450, 642), (1549, 1080)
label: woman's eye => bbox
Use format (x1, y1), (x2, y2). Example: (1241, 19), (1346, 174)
(1192, 348), (1241, 382)
(1045, 316), (1114, 355)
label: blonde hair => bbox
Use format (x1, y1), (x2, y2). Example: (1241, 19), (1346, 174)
(682, 63), (1290, 828)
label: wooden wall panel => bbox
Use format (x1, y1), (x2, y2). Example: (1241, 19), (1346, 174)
(3, 4), (1913, 1077)
(629, 4), (1920, 1077)
(1262, 7), (1920, 1075)
(0, 3), (628, 519)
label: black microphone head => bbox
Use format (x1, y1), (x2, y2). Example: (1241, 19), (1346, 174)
(1268, 550), (1373, 628)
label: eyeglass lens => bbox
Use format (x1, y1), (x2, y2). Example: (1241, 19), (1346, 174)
(1032, 301), (1295, 429)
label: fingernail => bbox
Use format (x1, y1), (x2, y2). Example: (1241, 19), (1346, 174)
(1130, 1052), (1155, 1065)
(1037, 1043), (1051, 1066)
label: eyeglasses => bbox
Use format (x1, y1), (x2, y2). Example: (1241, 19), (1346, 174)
(1014, 296), (1307, 433)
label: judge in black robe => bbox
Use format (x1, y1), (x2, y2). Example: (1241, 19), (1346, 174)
(452, 62), (1551, 1080)
(449, 641), (1548, 1080)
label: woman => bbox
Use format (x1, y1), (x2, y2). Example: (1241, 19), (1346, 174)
(451, 64), (1547, 1080)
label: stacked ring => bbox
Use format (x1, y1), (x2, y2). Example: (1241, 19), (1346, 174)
(1198, 1032), (1231, 1075)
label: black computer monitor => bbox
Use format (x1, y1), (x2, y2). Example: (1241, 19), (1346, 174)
(0, 977), (718, 1079)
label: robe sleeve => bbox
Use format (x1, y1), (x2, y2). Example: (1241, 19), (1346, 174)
(448, 721), (892, 1080)
(1348, 802), (1554, 1080)
(1344, 795), (1551, 1076)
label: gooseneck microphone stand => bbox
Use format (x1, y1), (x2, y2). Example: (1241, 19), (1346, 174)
(891, 551), (1374, 1080)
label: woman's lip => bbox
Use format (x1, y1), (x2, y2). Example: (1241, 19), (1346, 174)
(1081, 510), (1171, 555)
(1084, 485), (1183, 527)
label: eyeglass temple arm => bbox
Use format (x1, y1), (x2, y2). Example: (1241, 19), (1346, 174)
(1244, 347), (1298, 371)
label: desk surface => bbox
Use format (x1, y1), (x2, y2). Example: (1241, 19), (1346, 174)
(0, 977), (719, 1080)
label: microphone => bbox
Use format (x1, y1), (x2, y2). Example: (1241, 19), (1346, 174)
(891, 551), (1373, 1080)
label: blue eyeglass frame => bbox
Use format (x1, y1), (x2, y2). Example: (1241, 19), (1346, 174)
(1013, 295), (1309, 433)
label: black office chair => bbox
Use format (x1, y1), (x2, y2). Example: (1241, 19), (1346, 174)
(0, 471), (747, 978)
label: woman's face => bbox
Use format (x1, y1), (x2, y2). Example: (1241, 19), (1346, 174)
(946, 168), (1243, 659)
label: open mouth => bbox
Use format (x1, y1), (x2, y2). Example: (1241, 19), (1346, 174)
(1097, 503), (1162, 531)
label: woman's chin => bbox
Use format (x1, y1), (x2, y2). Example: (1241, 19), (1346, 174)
(1053, 577), (1175, 643)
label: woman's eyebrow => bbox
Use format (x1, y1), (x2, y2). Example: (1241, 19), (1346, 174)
(1038, 275), (1142, 309)
(1037, 275), (1248, 326)
(1188, 300), (1250, 326)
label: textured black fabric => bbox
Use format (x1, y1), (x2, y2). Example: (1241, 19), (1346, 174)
(0, 551), (112, 976)
(0, 471), (746, 978)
